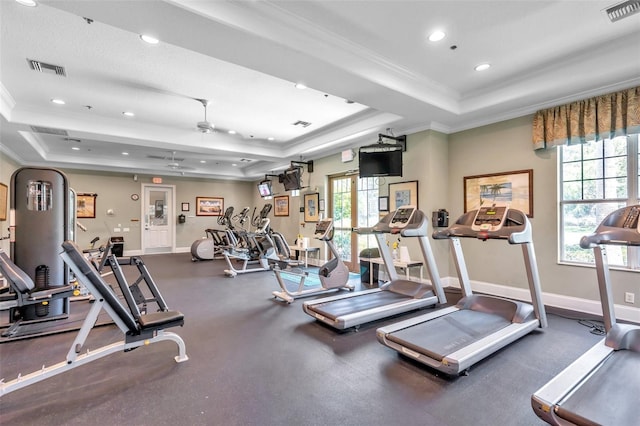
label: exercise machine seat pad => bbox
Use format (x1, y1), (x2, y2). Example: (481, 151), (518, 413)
(0, 249), (74, 299)
(137, 311), (184, 330)
(0, 249), (35, 293)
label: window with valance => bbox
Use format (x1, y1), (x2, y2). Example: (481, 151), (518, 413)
(532, 86), (639, 150)
(540, 87), (640, 269)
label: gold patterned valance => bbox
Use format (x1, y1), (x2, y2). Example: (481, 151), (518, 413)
(532, 86), (640, 150)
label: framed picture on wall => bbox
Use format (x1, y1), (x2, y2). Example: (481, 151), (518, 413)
(303, 193), (320, 222)
(76, 193), (97, 218)
(464, 169), (533, 217)
(388, 181), (418, 211)
(196, 197), (224, 216)
(378, 196), (389, 212)
(0, 183), (7, 221)
(274, 195), (289, 216)
(181, 202), (190, 212)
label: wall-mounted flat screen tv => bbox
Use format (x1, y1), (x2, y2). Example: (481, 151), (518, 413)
(257, 181), (273, 197)
(281, 168), (302, 191)
(358, 148), (403, 178)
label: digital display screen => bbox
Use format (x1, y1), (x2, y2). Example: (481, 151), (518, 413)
(257, 181), (272, 197)
(358, 149), (403, 178)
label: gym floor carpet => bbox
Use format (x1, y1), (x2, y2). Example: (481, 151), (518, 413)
(0, 253), (604, 425)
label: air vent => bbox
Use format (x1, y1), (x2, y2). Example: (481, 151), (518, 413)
(27, 59), (66, 76)
(63, 137), (82, 143)
(605, 0), (640, 22)
(30, 126), (68, 136)
(239, 158), (253, 162)
(292, 120), (312, 128)
(147, 154), (184, 162)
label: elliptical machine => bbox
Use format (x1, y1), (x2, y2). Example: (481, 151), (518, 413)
(190, 206), (234, 261)
(272, 218), (354, 304)
(223, 204), (279, 277)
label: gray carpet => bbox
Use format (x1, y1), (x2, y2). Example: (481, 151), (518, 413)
(0, 253), (605, 425)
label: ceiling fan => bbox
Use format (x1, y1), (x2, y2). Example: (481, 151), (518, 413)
(165, 151), (195, 171)
(195, 98), (215, 133)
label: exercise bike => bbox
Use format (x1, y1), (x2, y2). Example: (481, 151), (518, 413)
(272, 218), (354, 304)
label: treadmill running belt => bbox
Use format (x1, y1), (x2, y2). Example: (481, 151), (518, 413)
(387, 309), (511, 360)
(310, 291), (410, 321)
(556, 350), (640, 426)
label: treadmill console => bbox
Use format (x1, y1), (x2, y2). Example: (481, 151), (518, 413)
(580, 205), (640, 248)
(389, 206), (416, 230)
(314, 218), (334, 240)
(471, 205), (508, 232)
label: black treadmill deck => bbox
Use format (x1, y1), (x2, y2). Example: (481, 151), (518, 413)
(386, 309), (512, 360)
(310, 291), (415, 321)
(556, 349), (640, 426)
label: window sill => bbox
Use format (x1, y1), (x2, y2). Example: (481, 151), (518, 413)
(558, 260), (640, 273)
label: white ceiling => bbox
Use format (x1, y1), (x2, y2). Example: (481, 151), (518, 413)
(1, 0), (639, 180)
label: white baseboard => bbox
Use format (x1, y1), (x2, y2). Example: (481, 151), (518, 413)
(443, 276), (640, 324)
(175, 247), (190, 254)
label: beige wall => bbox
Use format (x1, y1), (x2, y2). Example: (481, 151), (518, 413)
(3, 116), (638, 312)
(447, 115), (638, 307)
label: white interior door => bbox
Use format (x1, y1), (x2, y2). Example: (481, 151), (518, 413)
(142, 184), (175, 254)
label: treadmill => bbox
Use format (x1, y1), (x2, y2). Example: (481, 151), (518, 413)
(302, 206), (447, 330)
(532, 205), (640, 426)
(376, 205), (548, 375)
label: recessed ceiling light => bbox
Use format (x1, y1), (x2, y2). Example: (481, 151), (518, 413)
(228, 130), (236, 134)
(16, 0), (38, 7)
(474, 63), (491, 71)
(122, 111), (135, 117)
(51, 98), (65, 105)
(122, 152), (129, 156)
(71, 146), (80, 151)
(428, 31), (445, 42)
(294, 83), (307, 90)
(232, 163), (237, 167)
(200, 160), (206, 163)
(267, 137), (275, 141)
(140, 34), (159, 44)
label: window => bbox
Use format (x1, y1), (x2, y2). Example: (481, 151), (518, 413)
(357, 177), (379, 253)
(559, 134), (639, 268)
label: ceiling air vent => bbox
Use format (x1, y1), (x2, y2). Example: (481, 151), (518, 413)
(239, 158), (253, 162)
(292, 120), (312, 128)
(27, 59), (66, 76)
(30, 126), (68, 136)
(605, 0), (640, 22)
(147, 154), (184, 162)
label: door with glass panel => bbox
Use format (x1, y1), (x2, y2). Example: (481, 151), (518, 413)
(329, 175), (379, 272)
(142, 184), (175, 254)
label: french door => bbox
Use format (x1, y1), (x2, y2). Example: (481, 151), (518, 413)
(329, 175), (379, 272)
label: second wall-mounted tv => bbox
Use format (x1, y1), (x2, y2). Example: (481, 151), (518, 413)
(358, 148), (403, 178)
(257, 181), (273, 197)
(281, 168), (302, 191)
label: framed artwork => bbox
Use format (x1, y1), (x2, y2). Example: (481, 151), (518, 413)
(0, 183), (7, 221)
(274, 195), (289, 217)
(464, 169), (533, 217)
(378, 196), (389, 212)
(196, 197), (224, 216)
(303, 192), (320, 222)
(181, 202), (190, 212)
(76, 193), (97, 218)
(388, 181), (418, 211)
